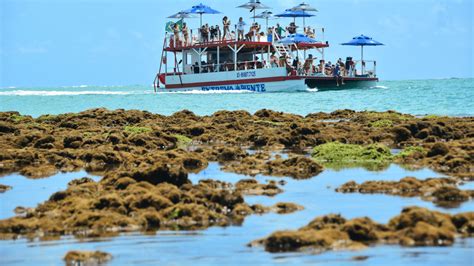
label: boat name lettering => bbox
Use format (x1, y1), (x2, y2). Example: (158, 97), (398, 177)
(237, 71), (256, 78)
(201, 84), (266, 92)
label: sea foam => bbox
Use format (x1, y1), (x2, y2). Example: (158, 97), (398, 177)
(0, 90), (147, 96)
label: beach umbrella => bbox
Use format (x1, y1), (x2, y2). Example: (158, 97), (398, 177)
(290, 2), (318, 28)
(275, 9), (315, 26)
(183, 3), (221, 27)
(168, 11), (198, 20)
(290, 2), (318, 12)
(341, 34), (384, 74)
(279, 33), (316, 44)
(238, 0), (271, 22)
(251, 10), (276, 30)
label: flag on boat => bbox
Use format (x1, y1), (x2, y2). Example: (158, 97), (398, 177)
(165, 19), (184, 33)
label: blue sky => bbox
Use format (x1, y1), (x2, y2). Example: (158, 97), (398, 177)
(0, 0), (472, 87)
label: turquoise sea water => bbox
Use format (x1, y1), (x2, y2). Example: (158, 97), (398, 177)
(0, 78), (473, 117)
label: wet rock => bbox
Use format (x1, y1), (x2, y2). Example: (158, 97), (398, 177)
(336, 177), (473, 207)
(0, 122), (18, 134)
(392, 126), (412, 142)
(272, 202), (304, 214)
(254, 207), (473, 253)
(63, 136), (83, 149)
(0, 184), (12, 193)
(427, 143), (449, 157)
(64, 250), (112, 266)
(129, 163), (188, 186)
(33, 136), (56, 149)
(235, 179), (282, 196)
(0, 174), (255, 238)
(224, 154), (322, 179)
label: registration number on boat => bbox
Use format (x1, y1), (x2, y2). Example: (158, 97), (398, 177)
(237, 71), (256, 78)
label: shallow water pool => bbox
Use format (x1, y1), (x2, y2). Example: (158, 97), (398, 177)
(0, 164), (473, 265)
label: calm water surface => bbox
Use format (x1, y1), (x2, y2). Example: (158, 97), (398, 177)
(1, 163), (473, 265)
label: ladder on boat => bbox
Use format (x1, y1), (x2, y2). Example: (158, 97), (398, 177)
(272, 42), (292, 59)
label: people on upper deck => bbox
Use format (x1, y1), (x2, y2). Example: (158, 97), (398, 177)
(305, 26), (315, 38)
(200, 24), (209, 42)
(182, 23), (189, 45)
(208, 25), (221, 41)
(286, 22), (297, 34)
(275, 23), (285, 39)
(237, 17), (246, 41)
(173, 23), (181, 46)
(245, 22), (261, 41)
(222, 16), (231, 40)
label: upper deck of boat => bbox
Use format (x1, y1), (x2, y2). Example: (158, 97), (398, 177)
(164, 39), (329, 52)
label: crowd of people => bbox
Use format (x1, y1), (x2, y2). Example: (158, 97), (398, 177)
(188, 55), (359, 80)
(168, 16), (362, 80)
(171, 16), (318, 46)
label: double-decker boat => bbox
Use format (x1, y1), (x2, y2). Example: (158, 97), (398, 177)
(153, 4), (380, 93)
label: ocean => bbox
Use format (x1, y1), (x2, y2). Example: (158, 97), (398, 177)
(1, 78), (473, 117)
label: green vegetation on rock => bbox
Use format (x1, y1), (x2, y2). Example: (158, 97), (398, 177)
(369, 119), (393, 128)
(312, 142), (393, 163)
(172, 134), (192, 149)
(37, 114), (59, 122)
(364, 111), (411, 121)
(10, 114), (26, 123)
(395, 146), (426, 159)
(311, 142), (393, 170)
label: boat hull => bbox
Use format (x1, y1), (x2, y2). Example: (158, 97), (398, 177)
(304, 76), (378, 91)
(158, 79), (306, 93)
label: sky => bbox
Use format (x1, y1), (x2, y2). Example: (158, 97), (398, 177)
(0, 0), (472, 87)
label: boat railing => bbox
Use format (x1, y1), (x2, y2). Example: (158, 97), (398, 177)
(166, 59), (283, 75)
(352, 60), (377, 77)
(165, 25), (327, 49)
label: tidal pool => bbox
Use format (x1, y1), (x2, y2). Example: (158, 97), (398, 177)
(0, 164), (473, 265)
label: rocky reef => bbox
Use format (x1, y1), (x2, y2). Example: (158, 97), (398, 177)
(0, 109), (471, 179)
(251, 206), (474, 253)
(336, 176), (474, 207)
(0, 172), (291, 239)
(0, 108), (472, 246)
(64, 250), (112, 266)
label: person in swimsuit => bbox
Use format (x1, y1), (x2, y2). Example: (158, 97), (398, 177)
(222, 16), (231, 40)
(182, 22), (189, 45)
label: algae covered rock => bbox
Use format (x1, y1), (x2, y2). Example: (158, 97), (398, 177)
(64, 250), (112, 266)
(311, 142), (393, 169)
(336, 176), (473, 207)
(254, 207), (474, 253)
(0, 184), (12, 193)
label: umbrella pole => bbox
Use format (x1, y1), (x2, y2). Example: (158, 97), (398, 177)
(303, 17), (305, 31)
(361, 45), (364, 75)
(200, 14), (202, 28)
(254, 10), (256, 23)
